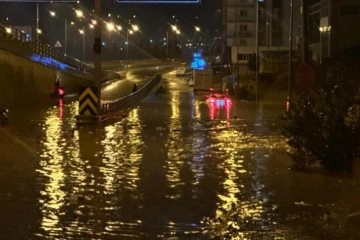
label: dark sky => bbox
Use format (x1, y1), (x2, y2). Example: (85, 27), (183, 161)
(93, 0), (222, 35)
(0, 0), (222, 40)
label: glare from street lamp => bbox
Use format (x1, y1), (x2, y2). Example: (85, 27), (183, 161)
(49, 11), (56, 17)
(106, 22), (115, 32)
(194, 26), (200, 32)
(75, 10), (83, 18)
(132, 24), (139, 32)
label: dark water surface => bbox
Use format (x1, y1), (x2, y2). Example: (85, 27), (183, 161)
(0, 74), (359, 239)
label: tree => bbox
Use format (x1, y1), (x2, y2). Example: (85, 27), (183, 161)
(284, 49), (360, 173)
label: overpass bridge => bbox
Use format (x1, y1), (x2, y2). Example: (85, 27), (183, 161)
(0, 23), (176, 110)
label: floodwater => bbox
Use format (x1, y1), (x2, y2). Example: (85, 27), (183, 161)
(0, 72), (359, 239)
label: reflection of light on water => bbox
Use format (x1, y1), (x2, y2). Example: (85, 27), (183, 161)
(215, 129), (243, 220)
(204, 117), (287, 234)
(207, 96), (232, 121)
(37, 102), (86, 237)
(100, 124), (119, 193)
(58, 99), (63, 118)
(38, 106), (66, 234)
(103, 82), (119, 92)
(194, 99), (201, 120)
(166, 91), (183, 199)
(100, 108), (143, 195)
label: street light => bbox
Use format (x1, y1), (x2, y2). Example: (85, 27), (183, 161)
(127, 24), (139, 61)
(36, 3), (39, 41)
(106, 22), (115, 32)
(79, 27), (85, 61)
(126, 29), (133, 64)
(75, 9), (83, 18)
(75, 9), (85, 61)
(167, 25), (180, 59)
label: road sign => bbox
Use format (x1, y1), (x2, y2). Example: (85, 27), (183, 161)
(54, 41), (62, 48)
(78, 87), (98, 116)
(116, 0), (200, 3)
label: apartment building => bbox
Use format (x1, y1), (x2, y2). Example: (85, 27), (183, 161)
(308, 0), (360, 64)
(223, 0), (300, 74)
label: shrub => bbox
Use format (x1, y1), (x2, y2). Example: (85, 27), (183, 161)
(284, 53), (360, 173)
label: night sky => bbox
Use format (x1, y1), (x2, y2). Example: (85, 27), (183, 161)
(0, 0), (222, 44)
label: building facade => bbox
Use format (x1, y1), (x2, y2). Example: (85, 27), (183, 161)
(308, 0), (360, 64)
(223, 0), (300, 75)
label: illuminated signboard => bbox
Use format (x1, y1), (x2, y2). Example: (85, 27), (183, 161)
(0, 0), (75, 2)
(116, 0), (200, 3)
(191, 52), (207, 70)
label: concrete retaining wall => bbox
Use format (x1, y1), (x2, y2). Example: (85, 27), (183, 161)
(0, 48), (93, 107)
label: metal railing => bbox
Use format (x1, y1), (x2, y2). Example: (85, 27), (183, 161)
(100, 74), (161, 116)
(0, 24), (92, 73)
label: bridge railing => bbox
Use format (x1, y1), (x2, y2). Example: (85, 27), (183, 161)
(0, 24), (93, 73)
(100, 74), (161, 116)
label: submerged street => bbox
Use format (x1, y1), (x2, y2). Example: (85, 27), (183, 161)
(0, 71), (359, 239)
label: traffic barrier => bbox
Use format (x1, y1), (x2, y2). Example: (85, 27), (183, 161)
(100, 74), (162, 116)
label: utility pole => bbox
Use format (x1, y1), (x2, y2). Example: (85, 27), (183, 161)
(166, 30), (169, 59)
(94, 0), (101, 114)
(287, 0), (294, 112)
(36, 3), (39, 41)
(255, 0), (259, 103)
(64, 19), (67, 55)
(301, 0), (308, 63)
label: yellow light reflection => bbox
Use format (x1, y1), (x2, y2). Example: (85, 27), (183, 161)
(99, 108), (143, 195)
(38, 102), (85, 236)
(165, 91), (183, 199)
(38, 107), (66, 233)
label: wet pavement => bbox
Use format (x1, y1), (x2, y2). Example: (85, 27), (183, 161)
(0, 71), (360, 239)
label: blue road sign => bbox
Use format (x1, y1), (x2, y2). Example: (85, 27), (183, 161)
(191, 52), (207, 70)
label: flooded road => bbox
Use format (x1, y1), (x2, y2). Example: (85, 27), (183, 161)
(0, 71), (359, 239)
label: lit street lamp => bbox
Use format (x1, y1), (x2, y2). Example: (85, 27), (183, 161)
(126, 24), (139, 64)
(76, 9), (85, 61)
(79, 27), (85, 61)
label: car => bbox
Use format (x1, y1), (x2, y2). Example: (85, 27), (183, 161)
(206, 91), (232, 107)
(176, 67), (186, 76)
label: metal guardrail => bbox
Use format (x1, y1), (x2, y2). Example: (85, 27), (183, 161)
(100, 74), (161, 116)
(0, 24), (92, 73)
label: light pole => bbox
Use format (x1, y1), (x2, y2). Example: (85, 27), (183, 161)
(169, 25), (180, 59)
(126, 24), (139, 63)
(126, 29), (133, 70)
(64, 19), (68, 55)
(75, 9), (84, 61)
(288, 0), (294, 113)
(36, 4), (43, 42)
(36, 3), (39, 41)
(79, 27), (85, 61)
(255, 0), (259, 103)
(166, 30), (169, 59)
